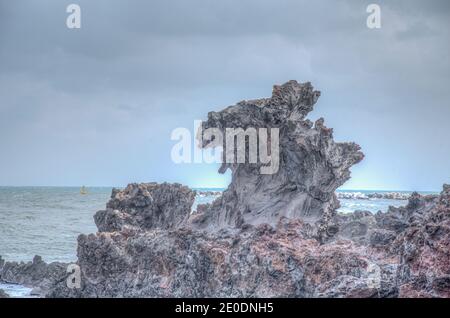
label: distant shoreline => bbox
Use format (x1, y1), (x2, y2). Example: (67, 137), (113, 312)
(0, 185), (441, 194)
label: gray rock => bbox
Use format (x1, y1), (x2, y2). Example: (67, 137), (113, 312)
(369, 229), (397, 247)
(330, 210), (377, 245)
(30, 287), (43, 296)
(94, 182), (196, 232)
(47, 218), (398, 298)
(0, 255), (67, 296)
(192, 80), (364, 240)
(0, 289), (9, 298)
(392, 185), (450, 297)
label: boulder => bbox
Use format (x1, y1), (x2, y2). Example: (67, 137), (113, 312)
(94, 182), (196, 232)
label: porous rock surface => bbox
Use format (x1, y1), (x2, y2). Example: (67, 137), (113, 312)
(94, 182), (195, 232)
(393, 185), (450, 298)
(194, 80), (364, 239)
(47, 217), (397, 298)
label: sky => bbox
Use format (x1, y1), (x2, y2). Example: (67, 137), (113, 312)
(0, 0), (449, 191)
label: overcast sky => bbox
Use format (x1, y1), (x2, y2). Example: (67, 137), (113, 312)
(0, 0), (449, 190)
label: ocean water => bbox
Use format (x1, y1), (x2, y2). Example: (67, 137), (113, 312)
(337, 197), (405, 213)
(0, 187), (111, 263)
(336, 190), (437, 213)
(0, 282), (33, 297)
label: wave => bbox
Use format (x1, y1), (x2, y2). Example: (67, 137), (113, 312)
(195, 190), (412, 201)
(336, 192), (411, 200)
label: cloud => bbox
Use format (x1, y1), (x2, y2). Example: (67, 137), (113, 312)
(0, 0), (449, 190)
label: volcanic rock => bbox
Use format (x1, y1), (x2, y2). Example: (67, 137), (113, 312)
(47, 217), (399, 298)
(393, 185), (450, 297)
(0, 255), (67, 297)
(43, 183), (448, 298)
(193, 80), (364, 240)
(0, 289), (9, 298)
(94, 182), (195, 232)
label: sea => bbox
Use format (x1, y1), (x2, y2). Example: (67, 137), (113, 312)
(0, 186), (437, 297)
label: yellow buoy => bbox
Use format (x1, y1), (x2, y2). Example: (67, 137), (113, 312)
(80, 186), (88, 195)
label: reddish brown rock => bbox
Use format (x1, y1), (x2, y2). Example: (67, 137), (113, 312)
(394, 185), (450, 298)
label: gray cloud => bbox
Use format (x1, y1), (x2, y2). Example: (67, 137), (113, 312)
(0, 0), (449, 190)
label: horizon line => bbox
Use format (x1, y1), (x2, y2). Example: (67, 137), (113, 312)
(0, 185), (441, 193)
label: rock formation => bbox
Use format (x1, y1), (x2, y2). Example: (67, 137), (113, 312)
(1, 81), (448, 298)
(47, 217), (396, 297)
(0, 255), (67, 297)
(42, 182), (449, 298)
(193, 80), (364, 240)
(39, 183), (448, 298)
(0, 289), (9, 298)
(94, 182), (195, 232)
(392, 185), (450, 298)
